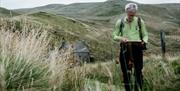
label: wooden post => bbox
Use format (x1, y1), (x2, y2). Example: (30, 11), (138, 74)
(160, 30), (167, 62)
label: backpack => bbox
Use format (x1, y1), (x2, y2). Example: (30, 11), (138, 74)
(119, 17), (147, 50)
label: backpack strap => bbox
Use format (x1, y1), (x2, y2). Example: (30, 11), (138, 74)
(138, 17), (147, 50)
(137, 17), (143, 42)
(119, 18), (124, 36)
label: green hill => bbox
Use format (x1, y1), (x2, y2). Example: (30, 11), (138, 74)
(12, 0), (180, 55)
(0, 7), (19, 17)
(14, 12), (112, 61)
(15, 4), (65, 14)
(13, 0), (180, 28)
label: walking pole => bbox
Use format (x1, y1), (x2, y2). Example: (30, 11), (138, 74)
(121, 43), (132, 91)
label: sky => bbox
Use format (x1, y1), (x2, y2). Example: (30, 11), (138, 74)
(0, 0), (107, 9)
(130, 0), (180, 4)
(0, 0), (180, 9)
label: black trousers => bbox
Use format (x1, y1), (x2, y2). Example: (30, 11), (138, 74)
(119, 43), (143, 91)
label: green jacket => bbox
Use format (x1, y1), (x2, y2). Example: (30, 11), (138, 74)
(112, 16), (148, 43)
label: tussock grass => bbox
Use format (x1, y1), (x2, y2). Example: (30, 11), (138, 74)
(143, 55), (178, 91)
(0, 18), (86, 91)
(83, 55), (180, 91)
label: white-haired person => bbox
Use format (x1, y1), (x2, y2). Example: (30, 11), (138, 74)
(113, 3), (148, 91)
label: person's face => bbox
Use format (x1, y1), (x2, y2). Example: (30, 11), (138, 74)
(127, 9), (136, 18)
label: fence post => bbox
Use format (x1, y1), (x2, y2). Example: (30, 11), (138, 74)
(160, 30), (167, 62)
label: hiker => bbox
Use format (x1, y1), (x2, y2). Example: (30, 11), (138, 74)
(112, 3), (148, 91)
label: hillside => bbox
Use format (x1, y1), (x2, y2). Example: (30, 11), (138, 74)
(13, 0), (180, 55)
(14, 0), (180, 18)
(15, 4), (65, 14)
(3, 11), (112, 61)
(0, 7), (19, 17)
(14, 0), (180, 30)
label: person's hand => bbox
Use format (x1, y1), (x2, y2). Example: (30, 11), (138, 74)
(141, 41), (145, 45)
(121, 37), (128, 43)
(116, 59), (119, 64)
(141, 41), (147, 50)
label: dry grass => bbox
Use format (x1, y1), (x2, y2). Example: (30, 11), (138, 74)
(82, 54), (180, 91)
(0, 17), (86, 91)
